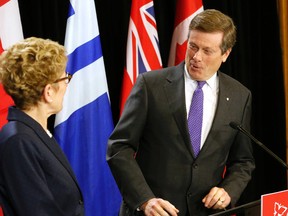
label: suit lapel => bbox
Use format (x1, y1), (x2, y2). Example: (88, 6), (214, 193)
(41, 134), (77, 179)
(200, 72), (234, 153)
(38, 131), (83, 193)
(163, 62), (194, 156)
(9, 108), (81, 193)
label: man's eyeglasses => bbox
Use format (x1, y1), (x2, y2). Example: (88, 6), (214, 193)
(53, 73), (73, 84)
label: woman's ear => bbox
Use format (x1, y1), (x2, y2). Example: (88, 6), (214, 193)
(43, 84), (54, 103)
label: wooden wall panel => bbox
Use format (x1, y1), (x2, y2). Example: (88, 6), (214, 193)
(277, 0), (288, 166)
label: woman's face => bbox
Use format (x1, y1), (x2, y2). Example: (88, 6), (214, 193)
(51, 71), (71, 114)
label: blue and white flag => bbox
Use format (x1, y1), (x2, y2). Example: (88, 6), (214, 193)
(54, 0), (121, 215)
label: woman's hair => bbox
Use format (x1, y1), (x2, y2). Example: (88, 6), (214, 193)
(0, 37), (67, 110)
(189, 9), (237, 54)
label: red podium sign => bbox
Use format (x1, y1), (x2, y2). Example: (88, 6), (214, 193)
(262, 189), (288, 215)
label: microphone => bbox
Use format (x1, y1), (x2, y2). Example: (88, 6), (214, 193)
(229, 121), (288, 170)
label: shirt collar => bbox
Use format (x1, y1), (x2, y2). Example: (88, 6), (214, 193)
(184, 64), (218, 90)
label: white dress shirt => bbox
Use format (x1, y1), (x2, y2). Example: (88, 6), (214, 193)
(184, 65), (219, 149)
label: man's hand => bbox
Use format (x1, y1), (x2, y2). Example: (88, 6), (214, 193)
(202, 187), (231, 210)
(141, 198), (179, 216)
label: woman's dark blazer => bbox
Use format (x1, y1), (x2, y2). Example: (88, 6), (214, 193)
(0, 107), (84, 216)
(107, 62), (255, 216)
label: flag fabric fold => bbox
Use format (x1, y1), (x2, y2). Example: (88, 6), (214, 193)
(0, 0), (23, 128)
(168, 0), (203, 66)
(54, 0), (121, 215)
(120, 0), (162, 113)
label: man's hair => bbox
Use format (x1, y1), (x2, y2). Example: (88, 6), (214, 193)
(189, 9), (237, 54)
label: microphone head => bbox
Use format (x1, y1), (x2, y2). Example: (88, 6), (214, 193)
(229, 121), (240, 130)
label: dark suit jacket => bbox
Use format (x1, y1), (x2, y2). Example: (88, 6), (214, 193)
(107, 62), (255, 216)
(0, 107), (85, 216)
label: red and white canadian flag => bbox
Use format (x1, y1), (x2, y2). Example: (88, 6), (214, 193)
(168, 0), (203, 66)
(0, 0), (23, 129)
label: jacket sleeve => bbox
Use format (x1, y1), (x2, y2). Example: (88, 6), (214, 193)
(106, 74), (156, 211)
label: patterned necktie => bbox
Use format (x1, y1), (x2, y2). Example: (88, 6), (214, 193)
(188, 81), (206, 157)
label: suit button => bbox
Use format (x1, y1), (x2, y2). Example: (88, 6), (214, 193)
(79, 200), (84, 205)
(187, 193), (192, 197)
(193, 163), (198, 169)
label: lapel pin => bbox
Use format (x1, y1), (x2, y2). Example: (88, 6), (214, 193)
(226, 97), (229, 101)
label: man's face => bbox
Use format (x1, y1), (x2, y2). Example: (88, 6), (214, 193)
(185, 30), (231, 81)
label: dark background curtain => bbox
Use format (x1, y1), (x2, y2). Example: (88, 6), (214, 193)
(18, 0), (286, 206)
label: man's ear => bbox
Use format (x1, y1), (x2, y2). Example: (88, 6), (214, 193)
(43, 84), (54, 103)
(222, 48), (232, 63)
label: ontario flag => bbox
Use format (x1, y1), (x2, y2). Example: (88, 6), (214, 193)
(168, 0), (203, 66)
(54, 0), (121, 215)
(0, 0), (23, 129)
(120, 0), (162, 113)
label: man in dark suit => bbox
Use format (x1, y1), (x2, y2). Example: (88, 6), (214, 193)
(107, 9), (255, 216)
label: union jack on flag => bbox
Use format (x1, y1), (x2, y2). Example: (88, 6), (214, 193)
(120, 0), (162, 113)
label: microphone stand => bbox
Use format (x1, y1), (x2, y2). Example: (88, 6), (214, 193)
(209, 199), (261, 216)
(210, 122), (287, 216)
(230, 122), (288, 170)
